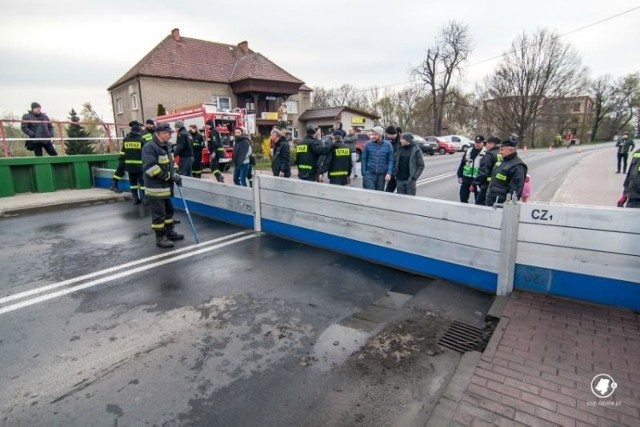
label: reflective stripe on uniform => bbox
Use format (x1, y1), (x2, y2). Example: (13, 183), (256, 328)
(158, 155), (169, 164)
(145, 187), (171, 197)
(151, 223), (164, 230)
(329, 171), (348, 176)
(164, 218), (173, 224)
(298, 165), (312, 170)
(146, 165), (162, 177)
(496, 173), (507, 181)
(125, 160), (142, 164)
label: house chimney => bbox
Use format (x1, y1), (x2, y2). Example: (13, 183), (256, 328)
(171, 28), (181, 42)
(237, 41), (249, 53)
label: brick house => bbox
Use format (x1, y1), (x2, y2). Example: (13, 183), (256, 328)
(108, 28), (311, 138)
(298, 107), (380, 136)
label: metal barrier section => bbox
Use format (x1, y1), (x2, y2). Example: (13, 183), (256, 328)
(258, 176), (502, 293)
(515, 203), (640, 310)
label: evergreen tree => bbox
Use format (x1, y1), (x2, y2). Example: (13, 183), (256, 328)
(157, 103), (167, 116)
(65, 109), (95, 155)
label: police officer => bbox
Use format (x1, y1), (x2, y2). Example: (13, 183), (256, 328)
(320, 131), (352, 185)
(122, 120), (147, 204)
(619, 147), (640, 208)
(142, 124), (184, 248)
(616, 131), (636, 174)
(471, 136), (500, 206)
(457, 135), (486, 203)
(206, 119), (225, 182)
(485, 136), (528, 206)
(189, 124), (204, 178)
(296, 126), (329, 181)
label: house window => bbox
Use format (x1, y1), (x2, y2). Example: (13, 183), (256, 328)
(572, 102), (580, 112)
(116, 99), (123, 114)
(285, 100), (299, 114)
(211, 96), (231, 110)
(131, 93), (139, 111)
(245, 102), (255, 111)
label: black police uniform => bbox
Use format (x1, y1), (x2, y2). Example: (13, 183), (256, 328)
(485, 140), (527, 206)
(473, 141), (500, 206)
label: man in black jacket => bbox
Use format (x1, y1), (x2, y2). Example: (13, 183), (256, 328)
(122, 121), (147, 204)
(485, 137), (528, 206)
(173, 121), (193, 177)
(619, 147), (640, 208)
(296, 127), (329, 181)
(616, 132), (636, 174)
(189, 125), (204, 178)
(232, 127), (252, 186)
(320, 131), (352, 185)
(457, 135), (485, 203)
(21, 102), (58, 157)
(394, 133), (425, 195)
(384, 126), (400, 193)
(472, 136), (500, 206)
(271, 128), (291, 177)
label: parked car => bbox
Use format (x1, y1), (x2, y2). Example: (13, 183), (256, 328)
(440, 135), (474, 152)
(425, 136), (456, 154)
(413, 135), (437, 155)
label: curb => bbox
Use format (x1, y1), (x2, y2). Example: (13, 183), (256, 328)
(0, 194), (128, 217)
(426, 295), (511, 426)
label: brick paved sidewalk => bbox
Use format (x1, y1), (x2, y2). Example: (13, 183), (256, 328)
(451, 292), (640, 427)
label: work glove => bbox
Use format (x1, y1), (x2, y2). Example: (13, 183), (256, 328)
(172, 173), (183, 187)
(617, 194), (627, 207)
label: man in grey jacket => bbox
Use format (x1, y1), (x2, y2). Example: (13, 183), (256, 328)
(394, 133), (425, 195)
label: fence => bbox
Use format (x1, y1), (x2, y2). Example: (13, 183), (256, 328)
(93, 170), (640, 311)
(0, 118), (130, 157)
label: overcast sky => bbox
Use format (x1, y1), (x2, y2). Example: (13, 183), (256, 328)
(1, 0), (639, 122)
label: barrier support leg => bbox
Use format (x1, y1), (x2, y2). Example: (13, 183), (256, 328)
(497, 199), (520, 296)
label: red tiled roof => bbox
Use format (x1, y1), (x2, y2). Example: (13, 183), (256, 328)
(109, 34), (304, 90)
(298, 106), (379, 121)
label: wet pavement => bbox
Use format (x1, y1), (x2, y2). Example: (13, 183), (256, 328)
(0, 202), (493, 426)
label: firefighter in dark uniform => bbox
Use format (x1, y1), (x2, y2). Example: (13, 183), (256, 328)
(485, 136), (528, 206)
(471, 136), (500, 206)
(142, 124), (184, 248)
(206, 119), (225, 182)
(189, 124), (204, 178)
(121, 121), (147, 204)
(320, 131), (352, 185)
(142, 119), (155, 143)
(619, 147), (640, 208)
(457, 135), (486, 203)
(296, 127), (329, 181)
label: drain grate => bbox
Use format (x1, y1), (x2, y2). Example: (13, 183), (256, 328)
(438, 320), (486, 354)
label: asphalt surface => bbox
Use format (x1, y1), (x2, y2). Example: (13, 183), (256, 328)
(0, 202), (493, 426)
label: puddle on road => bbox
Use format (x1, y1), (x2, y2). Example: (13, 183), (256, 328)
(311, 324), (370, 372)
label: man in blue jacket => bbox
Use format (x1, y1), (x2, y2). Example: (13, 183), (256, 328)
(361, 126), (394, 191)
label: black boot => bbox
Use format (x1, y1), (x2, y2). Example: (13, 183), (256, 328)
(166, 223), (184, 241)
(132, 190), (141, 205)
(109, 180), (120, 193)
(155, 229), (174, 248)
(216, 174), (224, 183)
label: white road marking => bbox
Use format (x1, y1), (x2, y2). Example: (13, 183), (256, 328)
(416, 172), (457, 186)
(0, 232), (255, 315)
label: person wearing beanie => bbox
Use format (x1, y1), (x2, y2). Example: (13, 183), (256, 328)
(142, 119), (155, 143)
(384, 126), (400, 193)
(394, 133), (425, 196)
(333, 121), (346, 138)
(456, 134), (486, 203)
(205, 119), (224, 183)
(295, 127), (329, 181)
(21, 102), (58, 157)
(121, 120), (148, 204)
(319, 131), (352, 186)
(173, 121), (194, 177)
(472, 136), (501, 205)
(360, 125), (394, 191)
(270, 127), (291, 177)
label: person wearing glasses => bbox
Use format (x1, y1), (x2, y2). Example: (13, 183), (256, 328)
(485, 136), (528, 206)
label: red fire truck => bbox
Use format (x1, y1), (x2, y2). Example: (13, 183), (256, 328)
(155, 104), (247, 171)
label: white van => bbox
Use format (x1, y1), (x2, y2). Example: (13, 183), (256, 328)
(440, 135), (474, 152)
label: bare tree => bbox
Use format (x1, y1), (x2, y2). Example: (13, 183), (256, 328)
(602, 73), (640, 139)
(482, 29), (586, 147)
(415, 21), (472, 135)
(310, 87), (334, 109)
(589, 75), (618, 141)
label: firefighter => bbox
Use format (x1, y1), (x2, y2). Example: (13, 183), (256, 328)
(471, 136), (501, 206)
(122, 120), (147, 204)
(110, 147), (126, 193)
(485, 137), (528, 206)
(320, 131), (352, 185)
(189, 124), (204, 178)
(296, 126), (329, 181)
(142, 124), (184, 248)
(206, 119), (225, 182)
(457, 135), (486, 203)
(142, 119), (155, 143)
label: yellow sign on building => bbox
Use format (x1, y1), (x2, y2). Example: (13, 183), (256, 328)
(351, 116), (366, 125)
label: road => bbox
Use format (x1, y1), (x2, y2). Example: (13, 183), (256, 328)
(0, 142), (614, 426)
